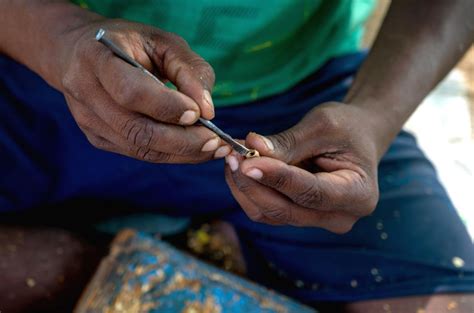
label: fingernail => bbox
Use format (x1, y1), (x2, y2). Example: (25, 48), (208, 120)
(214, 145), (231, 159)
(201, 137), (220, 152)
(260, 135), (274, 151)
(203, 90), (215, 117)
(226, 155), (239, 172)
(245, 168), (263, 180)
(179, 110), (198, 125)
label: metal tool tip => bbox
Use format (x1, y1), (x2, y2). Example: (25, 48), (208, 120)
(95, 28), (106, 41)
(245, 149), (260, 158)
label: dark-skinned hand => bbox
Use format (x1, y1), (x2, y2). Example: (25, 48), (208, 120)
(225, 102), (381, 234)
(59, 19), (231, 163)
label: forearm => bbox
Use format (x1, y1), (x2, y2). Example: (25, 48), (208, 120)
(345, 0), (474, 158)
(0, 0), (101, 89)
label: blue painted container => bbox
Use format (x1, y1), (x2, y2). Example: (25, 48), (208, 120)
(75, 230), (316, 313)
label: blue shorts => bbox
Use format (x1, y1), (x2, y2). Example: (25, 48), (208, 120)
(1, 52), (473, 303)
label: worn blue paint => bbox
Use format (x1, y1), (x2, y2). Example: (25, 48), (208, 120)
(78, 230), (316, 312)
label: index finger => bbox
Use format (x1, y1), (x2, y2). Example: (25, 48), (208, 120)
(225, 157), (357, 232)
(96, 49), (202, 126)
(239, 157), (372, 216)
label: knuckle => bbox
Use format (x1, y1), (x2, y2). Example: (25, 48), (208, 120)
(202, 62), (215, 80)
(76, 113), (97, 132)
(156, 124), (198, 156)
(270, 130), (297, 153)
(134, 146), (152, 160)
(164, 32), (189, 47)
(161, 35), (214, 85)
(162, 43), (183, 63)
(162, 48), (184, 81)
(261, 205), (290, 224)
(235, 179), (254, 194)
(131, 146), (170, 163)
(191, 58), (215, 85)
(86, 134), (108, 150)
(247, 211), (265, 223)
(271, 174), (290, 190)
(294, 183), (322, 208)
(121, 117), (154, 147)
(316, 109), (340, 132)
(152, 152), (172, 163)
(152, 91), (180, 120)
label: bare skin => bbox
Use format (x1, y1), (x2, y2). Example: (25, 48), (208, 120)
(0, 1), (231, 163)
(223, 0), (474, 311)
(345, 294), (474, 313)
(0, 225), (108, 313)
(225, 0), (474, 232)
(226, 104), (380, 233)
(1, 0), (473, 312)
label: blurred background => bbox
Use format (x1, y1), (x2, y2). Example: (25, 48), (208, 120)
(365, 0), (474, 240)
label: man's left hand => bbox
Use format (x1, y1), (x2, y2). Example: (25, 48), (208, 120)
(225, 102), (382, 234)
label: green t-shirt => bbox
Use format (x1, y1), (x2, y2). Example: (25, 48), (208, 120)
(72, 0), (374, 106)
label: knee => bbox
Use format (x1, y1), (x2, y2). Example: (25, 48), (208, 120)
(344, 294), (474, 313)
(0, 226), (107, 313)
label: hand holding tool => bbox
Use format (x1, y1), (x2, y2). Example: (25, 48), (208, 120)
(95, 28), (259, 158)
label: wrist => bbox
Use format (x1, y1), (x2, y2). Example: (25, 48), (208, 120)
(344, 98), (403, 160)
(37, 4), (104, 90)
(0, 1), (103, 90)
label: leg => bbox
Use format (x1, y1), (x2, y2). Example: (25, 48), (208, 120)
(0, 53), (232, 311)
(214, 54), (474, 308)
(227, 131), (474, 310)
(0, 224), (109, 313)
(346, 293), (474, 313)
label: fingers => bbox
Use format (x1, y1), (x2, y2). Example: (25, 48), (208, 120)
(225, 155), (289, 225)
(245, 129), (308, 164)
(225, 104), (379, 232)
(96, 51), (201, 126)
(67, 96), (120, 149)
(65, 87), (230, 163)
(224, 168), (281, 226)
(91, 85), (218, 155)
(62, 26), (222, 164)
(155, 34), (216, 119)
(225, 155), (357, 233)
(238, 156), (374, 217)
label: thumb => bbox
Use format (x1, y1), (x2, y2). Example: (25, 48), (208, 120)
(245, 130), (303, 164)
(155, 36), (216, 119)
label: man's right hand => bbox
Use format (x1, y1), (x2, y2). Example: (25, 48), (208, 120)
(57, 18), (230, 163)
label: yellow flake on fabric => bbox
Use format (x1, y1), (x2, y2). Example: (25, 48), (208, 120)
(245, 41), (273, 53)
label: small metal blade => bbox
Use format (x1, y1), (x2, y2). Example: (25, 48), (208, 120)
(198, 118), (250, 156)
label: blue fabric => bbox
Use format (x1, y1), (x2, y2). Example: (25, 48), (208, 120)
(0, 52), (473, 302)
